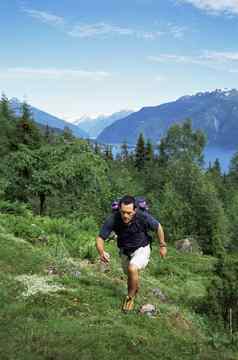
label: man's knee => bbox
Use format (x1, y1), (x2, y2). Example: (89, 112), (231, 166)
(128, 263), (139, 274)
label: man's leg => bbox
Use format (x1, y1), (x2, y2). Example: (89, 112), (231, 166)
(127, 264), (139, 297)
(121, 246), (150, 312)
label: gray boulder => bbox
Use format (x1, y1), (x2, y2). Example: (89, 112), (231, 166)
(152, 288), (167, 302)
(139, 304), (157, 317)
(175, 237), (200, 253)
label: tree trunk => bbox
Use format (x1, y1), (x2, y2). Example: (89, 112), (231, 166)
(39, 193), (46, 215)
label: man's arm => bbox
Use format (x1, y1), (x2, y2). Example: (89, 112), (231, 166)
(156, 223), (167, 258)
(96, 214), (115, 263)
(96, 236), (110, 263)
(142, 211), (167, 257)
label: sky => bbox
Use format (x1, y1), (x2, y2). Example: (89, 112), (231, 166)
(1, 0), (238, 121)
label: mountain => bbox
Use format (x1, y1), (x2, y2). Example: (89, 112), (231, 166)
(74, 110), (133, 138)
(10, 98), (89, 138)
(97, 89), (238, 149)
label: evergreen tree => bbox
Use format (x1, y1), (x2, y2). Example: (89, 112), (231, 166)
(15, 101), (42, 149)
(121, 140), (129, 161)
(44, 124), (55, 144)
(94, 142), (101, 155)
(104, 145), (113, 161)
(62, 126), (74, 142)
(228, 151), (238, 187)
(0, 94), (16, 156)
(135, 133), (146, 170)
(206, 158), (225, 201)
(0, 93), (15, 120)
(145, 139), (154, 162)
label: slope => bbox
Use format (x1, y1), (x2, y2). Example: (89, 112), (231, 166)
(0, 210), (237, 360)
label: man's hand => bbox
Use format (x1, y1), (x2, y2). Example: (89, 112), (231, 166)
(100, 251), (110, 263)
(160, 246), (167, 258)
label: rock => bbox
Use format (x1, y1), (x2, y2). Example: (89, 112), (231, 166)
(46, 265), (58, 275)
(37, 235), (48, 244)
(175, 237), (199, 253)
(152, 288), (167, 302)
(139, 304), (157, 317)
(71, 271), (81, 278)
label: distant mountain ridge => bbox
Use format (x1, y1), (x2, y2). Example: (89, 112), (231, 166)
(10, 98), (89, 138)
(73, 110), (133, 138)
(97, 89), (238, 149)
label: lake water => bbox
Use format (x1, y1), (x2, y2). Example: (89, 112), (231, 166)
(111, 144), (237, 173)
(204, 147), (236, 173)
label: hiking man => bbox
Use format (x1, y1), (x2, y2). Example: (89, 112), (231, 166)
(96, 195), (166, 312)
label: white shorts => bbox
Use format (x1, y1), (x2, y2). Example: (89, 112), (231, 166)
(120, 245), (151, 274)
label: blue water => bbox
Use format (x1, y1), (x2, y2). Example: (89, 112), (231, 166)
(111, 144), (236, 173)
(204, 147), (236, 173)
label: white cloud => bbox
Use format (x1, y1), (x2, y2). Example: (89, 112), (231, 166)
(68, 22), (163, 40)
(148, 54), (192, 63)
(167, 23), (187, 39)
(179, 0), (238, 15)
(68, 22), (133, 38)
(22, 8), (65, 27)
(22, 8), (167, 41)
(148, 50), (238, 71)
(0, 68), (111, 81)
(202, 50), (238, 62)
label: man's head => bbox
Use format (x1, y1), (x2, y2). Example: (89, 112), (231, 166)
(119, 195), (136, 224)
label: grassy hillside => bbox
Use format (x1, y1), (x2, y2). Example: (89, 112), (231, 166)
(0, 211), (237, 360)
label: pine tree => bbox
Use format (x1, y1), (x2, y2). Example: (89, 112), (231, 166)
(145, 139), (154, 162)
(15, 101), (42, 149)
(0, 94), (16, 155)
(121, 140), (129, 161)
(135, 133), (146, 170)
(0, 93), (15, 120)
(44, 124), (55, 144)
(62, 126), (74, 142)
(94, 142), (101, 155)
(104, 145), (113, 161)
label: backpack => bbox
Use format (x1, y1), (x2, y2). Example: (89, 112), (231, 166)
(111, 196), (149, 212)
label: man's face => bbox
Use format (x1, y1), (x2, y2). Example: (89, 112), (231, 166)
(119, 202), (136, 224)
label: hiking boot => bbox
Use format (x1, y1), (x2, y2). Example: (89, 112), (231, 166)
(122, 295), (135, 312)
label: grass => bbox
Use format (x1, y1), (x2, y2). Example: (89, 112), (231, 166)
(0, 213), (237, 360)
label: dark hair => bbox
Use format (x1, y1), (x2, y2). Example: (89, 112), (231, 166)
(119, 195), (136, 209)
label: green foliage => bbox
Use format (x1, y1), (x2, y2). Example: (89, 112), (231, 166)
(159, 119), (206, 166)
(0, 199), (31, 215)
(228, 150), (238, 188)
(225, 192), (238, 251)
(156, 159), (228, 255)
(135, 132), (146, 170)
(159, 181), (191, 240)
(202, 255), (238, 334)
(120, 140), (129, 161)
(145, 139), (154, 162)
(0, 93), (15, 120)
(4, 140), (111, 217)
(15, 101), (43, 149)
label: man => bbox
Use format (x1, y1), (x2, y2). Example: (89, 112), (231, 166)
(96, 195), (167, 312)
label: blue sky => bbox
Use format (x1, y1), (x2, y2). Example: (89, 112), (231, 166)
(1, 0), (238, 121)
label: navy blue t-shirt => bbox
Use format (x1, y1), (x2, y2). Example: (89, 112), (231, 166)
(99, 210), (160, 251)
